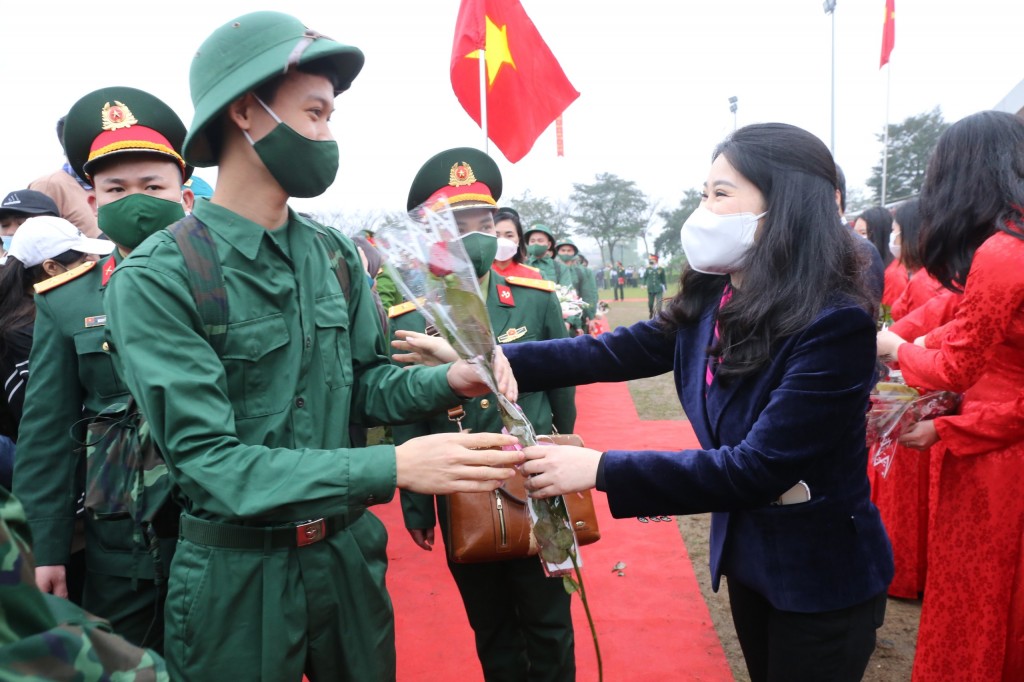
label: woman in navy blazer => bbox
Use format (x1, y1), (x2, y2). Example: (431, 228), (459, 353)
(505, 124), (895, 681)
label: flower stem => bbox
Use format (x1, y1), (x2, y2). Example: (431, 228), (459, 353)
(570, 551), (602, 681)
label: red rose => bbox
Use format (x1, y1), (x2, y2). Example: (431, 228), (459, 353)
(428, 241), (456, 277)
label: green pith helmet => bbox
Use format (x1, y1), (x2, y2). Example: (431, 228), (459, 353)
(407, 147), (502, 212)
(184, 11), (365, 167)
(524, 223), (555, 245)
(63, 86), (192, 182)
(555, 238), (579, 255)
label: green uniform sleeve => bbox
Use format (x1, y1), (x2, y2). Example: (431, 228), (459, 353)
(12, 295), (82, 567)
(375, 271), (401, 312)
(394, 415), (437, 531)
(540, 292), (577, 433)
(105, 243), (456, 522)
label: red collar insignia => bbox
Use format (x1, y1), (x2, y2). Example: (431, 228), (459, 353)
(496, 284), (515, 306)
(101, 256), (117, 286)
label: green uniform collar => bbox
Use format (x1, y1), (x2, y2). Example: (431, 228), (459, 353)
(193, 199), (314, 261)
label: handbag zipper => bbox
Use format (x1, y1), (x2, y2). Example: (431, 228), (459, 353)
(495, 490), (507, 546)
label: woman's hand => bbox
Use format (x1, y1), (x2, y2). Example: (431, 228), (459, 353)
(391, 330), (459, 366)
(520, 445), (603, 498)
(876, 329), (907, 363)
(899, 420), (940, 450)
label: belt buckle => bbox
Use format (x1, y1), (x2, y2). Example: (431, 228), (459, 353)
(295, 518), (326, 547)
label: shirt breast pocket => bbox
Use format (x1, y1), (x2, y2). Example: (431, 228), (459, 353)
(220, 314), (291, 418)
(315, 294), (354, 390)
(73, 327), (128, 400)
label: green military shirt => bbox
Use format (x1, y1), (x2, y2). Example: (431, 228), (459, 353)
(644, 265), (667, 293)
(105, 199), (460, 523)
(389, 273), (576, 531)
(526, 255), (573, 289)
(13, 255), (148, 576)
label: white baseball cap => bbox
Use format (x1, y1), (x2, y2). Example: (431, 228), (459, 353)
(2, 216), (114, 267)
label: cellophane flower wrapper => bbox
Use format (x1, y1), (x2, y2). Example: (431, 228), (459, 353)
(375, 200), (581, 577)
(556, 284), (588, 320)
(867, 379), (960, 477)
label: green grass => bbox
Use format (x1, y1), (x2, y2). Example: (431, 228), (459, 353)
(601, 298), (687, 421)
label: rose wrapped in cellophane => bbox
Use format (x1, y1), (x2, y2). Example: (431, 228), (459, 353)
(374, 201), (582, 577)
(868, 378), (960, 477)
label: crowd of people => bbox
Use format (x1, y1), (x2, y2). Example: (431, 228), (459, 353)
(0, 8), (1021, 682)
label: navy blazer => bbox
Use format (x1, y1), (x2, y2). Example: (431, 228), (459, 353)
(504, 299), (893, 613)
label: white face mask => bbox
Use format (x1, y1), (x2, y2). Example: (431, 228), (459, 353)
(889, 231), (901, 260)
(495, 237), (519, 262)
(680, 204), (766, 274)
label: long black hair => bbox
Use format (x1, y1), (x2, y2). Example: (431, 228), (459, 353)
(660, 122), (870, 382)
(919, 110), (1024, 292)
(0, 251), (86, 355)
(858, 206), (894, 267)
(495, 206), (525, 264)
(893, 199), (924, 272)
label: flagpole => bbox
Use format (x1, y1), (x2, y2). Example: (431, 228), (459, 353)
(881, 62), (890, 206)
(479, 48), (489, 156)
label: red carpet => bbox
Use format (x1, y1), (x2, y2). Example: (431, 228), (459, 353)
(380, 381), (734, 681)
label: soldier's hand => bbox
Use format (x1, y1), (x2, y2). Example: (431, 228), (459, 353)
(408, 528), (435, 551)
(446, 346), (518, 402)
(36, 565), (68, 599)
(391, 330), (459, 366)
(396, 432), (523, 495)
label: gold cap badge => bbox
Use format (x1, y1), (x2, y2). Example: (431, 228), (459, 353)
(449, 162), (477, 187)
(101, 101), (138, 131)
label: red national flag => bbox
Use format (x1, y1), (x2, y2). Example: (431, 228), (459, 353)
(880, 0), (895, 68)
(451, 0), (580, 163)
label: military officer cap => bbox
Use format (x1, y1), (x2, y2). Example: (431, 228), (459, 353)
(524, 223), (555, 243)
(63, 86), (192, 183)
(407, 147), (502, 212)
(555, 237), (579, 255)
(184, 11), (365, 167)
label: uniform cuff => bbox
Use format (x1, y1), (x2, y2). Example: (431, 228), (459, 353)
(27, 518), (75, 567)
(347, 445), (397, 508)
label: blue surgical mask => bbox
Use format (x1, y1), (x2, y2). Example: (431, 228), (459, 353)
(1, 235), (11, 252)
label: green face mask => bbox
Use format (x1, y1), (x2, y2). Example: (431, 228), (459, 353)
(245, 96), (339, 198)
(460, 232), (499, 278)
(558, 252), (575, 262)
(527, 243), (549, 258)
(97, 193), (185, 249)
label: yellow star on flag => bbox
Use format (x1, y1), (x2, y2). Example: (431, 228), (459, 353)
(466, 15), (517, 89)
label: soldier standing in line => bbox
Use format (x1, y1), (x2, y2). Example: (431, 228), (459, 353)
(643, 253), (667, 318)
(103, 12), (523, 681)
(14, 86), (194, 651)
(392, 147), (577, 681)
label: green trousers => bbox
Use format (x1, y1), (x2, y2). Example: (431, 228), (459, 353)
(165, 512), (395, 681)
(447, 556), (575, 681)
(647, 290), (664, 318)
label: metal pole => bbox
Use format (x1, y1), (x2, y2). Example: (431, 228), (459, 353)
(479, 48), (489, 156)
(881, 64), (890, 206)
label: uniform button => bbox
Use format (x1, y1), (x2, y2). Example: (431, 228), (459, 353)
(295, 396), (306, 408)
(479, 399), (490, 409)
(101, 341), (110, 352)
(305, 336), (312, 349)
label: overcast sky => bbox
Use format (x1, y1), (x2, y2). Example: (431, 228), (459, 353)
(1, 1), (1020, 255)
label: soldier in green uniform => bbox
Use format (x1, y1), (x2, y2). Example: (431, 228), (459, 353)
(555, 237), (598, 335)
(524, 223), (572, 287)
(13, 86), (195, 652)
(0, 485), (168, 679)
(392, 147), (577, 681)
(643, 253), (667, 318)
(103, 12), (522, 682)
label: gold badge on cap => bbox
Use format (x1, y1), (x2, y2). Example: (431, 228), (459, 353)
(101, 101), (138, 131)
(449, 162), (477, 187)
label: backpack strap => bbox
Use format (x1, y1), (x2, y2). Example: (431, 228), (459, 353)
(315, 230), (351, 302)
(168, 215), (228, 356)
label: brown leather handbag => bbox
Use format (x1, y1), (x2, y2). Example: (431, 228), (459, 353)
(444, 433), (601, 564)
